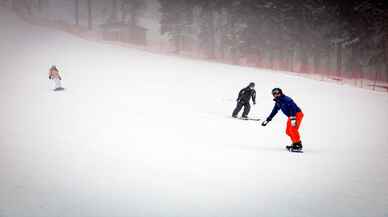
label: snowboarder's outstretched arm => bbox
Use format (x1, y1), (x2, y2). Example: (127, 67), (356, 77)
(262, 103), (279, 126)
(266, 103), (280, 122)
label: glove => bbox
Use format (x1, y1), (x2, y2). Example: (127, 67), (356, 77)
(261, 120), (269, 126)
(290, 116), (297, 127)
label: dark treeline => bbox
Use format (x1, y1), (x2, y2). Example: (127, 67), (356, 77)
(3, 0), (388, 83)
(159, 0), (387, 82)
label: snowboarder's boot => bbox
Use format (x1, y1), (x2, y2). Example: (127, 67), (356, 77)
(286, 142), (303, 152)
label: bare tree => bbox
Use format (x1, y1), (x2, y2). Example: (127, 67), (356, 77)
(12, 0), (32, 15)
(108, 0), (119, 23)
(120, 0), (146, 26)
(384, 10), (388, 81)
(75, 0), (79, 26)
(87, 0), (93, 30)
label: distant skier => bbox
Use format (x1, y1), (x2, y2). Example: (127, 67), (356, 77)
(232, 82), (256, 119)
(261, 88), (304, 152)
(48, 65), (64, 91)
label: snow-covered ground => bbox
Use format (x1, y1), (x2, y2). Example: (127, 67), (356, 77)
(1, 6), (388, 217)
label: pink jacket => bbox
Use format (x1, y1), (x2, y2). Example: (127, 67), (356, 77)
(49, 69), (62, 80)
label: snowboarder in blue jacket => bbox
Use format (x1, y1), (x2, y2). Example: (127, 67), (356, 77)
(261, 88), (304, 151)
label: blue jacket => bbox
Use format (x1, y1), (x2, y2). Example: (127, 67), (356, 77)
(266, 95), (301, 121)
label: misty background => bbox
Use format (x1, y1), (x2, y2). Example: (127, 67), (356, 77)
(1, 2), (388, 217)
(1, 0), (387, 89)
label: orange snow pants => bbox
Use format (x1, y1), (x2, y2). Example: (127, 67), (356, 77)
(286, 112), (304, 143)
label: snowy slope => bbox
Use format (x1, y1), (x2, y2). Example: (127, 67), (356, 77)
(0, 6), (388, 217)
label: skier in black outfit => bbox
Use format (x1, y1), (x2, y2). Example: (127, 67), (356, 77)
(232, 82), (256, 119)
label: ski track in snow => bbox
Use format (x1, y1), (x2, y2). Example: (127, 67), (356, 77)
(0, 6), (388, 217)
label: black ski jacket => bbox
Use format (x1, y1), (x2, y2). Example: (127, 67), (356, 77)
(237, 86), (256, 104)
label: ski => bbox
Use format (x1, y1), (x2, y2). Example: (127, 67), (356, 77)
(234, 117), (261, 121)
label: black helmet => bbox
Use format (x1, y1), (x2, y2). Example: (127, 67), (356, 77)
(272, 88), (283, 95)
(248, 82), (255, 88)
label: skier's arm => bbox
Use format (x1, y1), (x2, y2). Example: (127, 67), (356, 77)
(266, 103), (280, 122)
(237, 89), (244, 101)
(252, 90), (256, 104)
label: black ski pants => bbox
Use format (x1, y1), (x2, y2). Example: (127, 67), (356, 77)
(232, 101), (251, 117)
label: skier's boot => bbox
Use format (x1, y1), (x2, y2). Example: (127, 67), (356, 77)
(232, 115), (238, 118)
(241, 116), (248, 120)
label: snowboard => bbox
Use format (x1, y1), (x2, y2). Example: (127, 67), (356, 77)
(286, 146), (304, 153)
